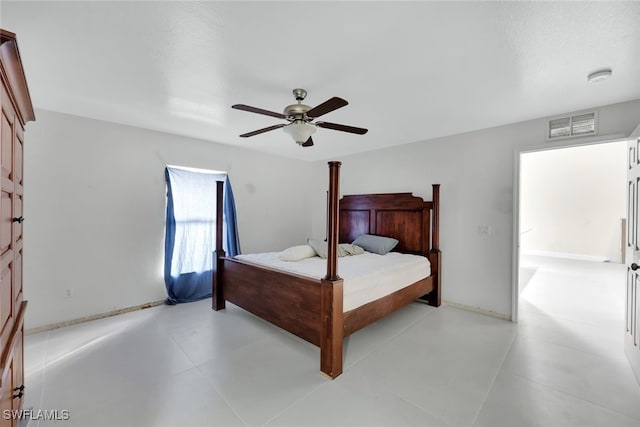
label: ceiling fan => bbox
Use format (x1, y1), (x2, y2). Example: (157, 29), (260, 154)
(232, 88), (368, 147)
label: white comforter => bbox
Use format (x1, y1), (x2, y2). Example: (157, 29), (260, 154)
(234, 251), (431, 312)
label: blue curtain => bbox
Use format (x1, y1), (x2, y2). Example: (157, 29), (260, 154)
(164, 167), (240, 304)
(223, 177), (241, 257)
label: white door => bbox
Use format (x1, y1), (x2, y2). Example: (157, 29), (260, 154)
(626, 132), (640, 383)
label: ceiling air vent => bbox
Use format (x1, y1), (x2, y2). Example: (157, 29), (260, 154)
(548, 112), (596, 140)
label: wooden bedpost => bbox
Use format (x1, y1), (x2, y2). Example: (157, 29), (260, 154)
(432, 184), (440, 251)
(325, 161), (341, 281)
(428, 184), (442, 307)
(320, 161), (344, 378)
(212, 180), (226, 311)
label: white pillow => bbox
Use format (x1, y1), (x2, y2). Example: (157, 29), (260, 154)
(278, 244), (317, 262)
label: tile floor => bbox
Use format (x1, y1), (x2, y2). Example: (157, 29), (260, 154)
(23, 256), (640, 426)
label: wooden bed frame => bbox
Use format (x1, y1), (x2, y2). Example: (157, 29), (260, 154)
(212, 161), (441, 378)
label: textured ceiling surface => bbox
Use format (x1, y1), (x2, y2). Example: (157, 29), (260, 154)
(2, 1), (639, 161)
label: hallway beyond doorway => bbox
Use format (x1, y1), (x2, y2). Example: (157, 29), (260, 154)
(519, 255), (625, 358)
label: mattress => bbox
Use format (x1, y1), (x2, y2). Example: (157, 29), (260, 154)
(234, 251), (431, 312)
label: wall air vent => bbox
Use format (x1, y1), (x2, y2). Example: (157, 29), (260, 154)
(548, 112), (597, 140)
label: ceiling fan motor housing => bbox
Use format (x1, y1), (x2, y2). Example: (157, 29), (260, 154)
(283, 103), (311, 121)
(284, 88), (312, 121)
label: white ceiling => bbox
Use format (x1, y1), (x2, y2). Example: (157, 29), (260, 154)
(2, 1), (639, 161)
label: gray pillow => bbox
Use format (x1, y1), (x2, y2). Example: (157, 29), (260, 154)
(307, 238), (328, 259)
(352, 234), (399, 255)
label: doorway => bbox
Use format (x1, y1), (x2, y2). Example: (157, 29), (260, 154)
(514, 140), (628, 355)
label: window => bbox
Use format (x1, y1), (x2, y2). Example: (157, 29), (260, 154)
(163, 166), (239, 304)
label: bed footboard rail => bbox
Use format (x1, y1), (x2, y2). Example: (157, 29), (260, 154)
(215, 256), (345, 379)
(218, 257), (324, 345)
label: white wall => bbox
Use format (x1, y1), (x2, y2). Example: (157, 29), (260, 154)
(520, 142), (627, 262)
(310, 99), (640, 318)
(24, 109), (312, 329)
(23, 100), (640, 328)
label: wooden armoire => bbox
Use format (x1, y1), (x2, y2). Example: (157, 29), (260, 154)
(0, 29), (34, 425)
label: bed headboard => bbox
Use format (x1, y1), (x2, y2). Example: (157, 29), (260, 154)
(338, 185), (440, 257)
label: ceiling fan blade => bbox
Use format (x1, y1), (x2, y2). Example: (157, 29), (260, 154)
(306, 97), (348, 118)
(301, 136), (314, 147)
(316, 121), (368, 135)
(239, 124), (286, 138)
(232, 104), (286, 119)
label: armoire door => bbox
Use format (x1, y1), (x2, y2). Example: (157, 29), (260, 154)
(626, 136), (640, 383)
(0, 31), (32, 426)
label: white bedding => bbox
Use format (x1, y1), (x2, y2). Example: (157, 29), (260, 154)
(234, 251), (431, 312)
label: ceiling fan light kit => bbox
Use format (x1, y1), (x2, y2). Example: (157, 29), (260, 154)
(232, 88), (368, 147)
(283, 120), (316, 145)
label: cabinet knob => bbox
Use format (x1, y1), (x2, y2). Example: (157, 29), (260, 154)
(632, 263), (639, 271)
(12, 216), (24, 224)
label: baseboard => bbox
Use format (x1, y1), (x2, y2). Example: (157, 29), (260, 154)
(443, 300), (512, 321)
(521, 250), (610, 263)
(25, 300), (165, 335)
